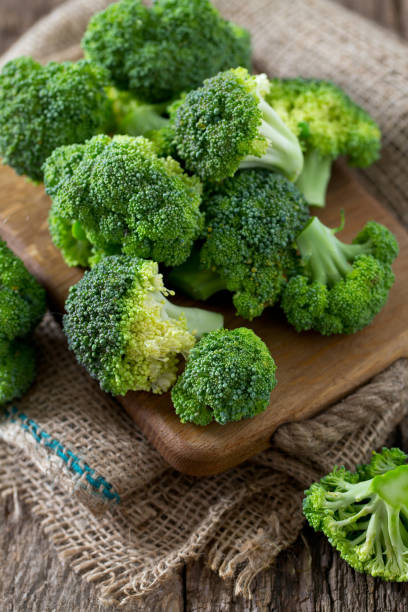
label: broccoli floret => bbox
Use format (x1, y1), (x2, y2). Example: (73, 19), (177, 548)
(82, 0), (251, 103)
(267, 78), (381, 206)
(171, 327), (277, 425)
(0, 241), (46, 343)
(303, 447), (408, 581)
(170, 170), (309, 320)
(171, 68), (303, 182)
(44, 135), (204, 268)
(0, 241), (46, 404)
(63, 255), (223, 396)
(0, 57), (113, 181)
(281, 216), (398, 335)
(0, 340), (36, 404)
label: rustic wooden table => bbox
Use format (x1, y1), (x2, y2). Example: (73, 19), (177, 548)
(1, 1), (408, 610)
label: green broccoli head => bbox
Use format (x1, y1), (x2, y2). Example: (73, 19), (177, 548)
(303, 447), (408, 581)
(171, 68), (304, 182)
(0, 241), (46, 343)
(171, 327), (277, 425)
(199, 169), (309, 319)
(0, 57), (113, 181)
(81, 0), (251, 103)
(44, 134), (204, 268)
(281, 217), (398, 335)
(0, 340), (36, 404)
(267, 78), (381, 206)
(63, 255), (223, 396)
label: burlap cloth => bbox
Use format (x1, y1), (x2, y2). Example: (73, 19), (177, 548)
(1, 0), (408, 607)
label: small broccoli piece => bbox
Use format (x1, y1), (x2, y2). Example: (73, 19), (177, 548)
(281, 216), (398, 335)
(171, 327), (277, 425)
(82, 0), (251, 103)
(0, 340), (36, 404)
(63, 255), (223, 396)
(267, 78), (381, 206)
(44, 134), (204, 268)
(0, 241), (46, 343)
(172, 68), (303, 182)
(170, 170), (309, 320)
(0, 57), (113, 181)
(304, 447), (408, 581)
(0, 241), (46, 404)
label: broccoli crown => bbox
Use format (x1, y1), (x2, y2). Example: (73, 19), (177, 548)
(200, 169), (309, 319)
(0, 241), (46, 343)
(63, 255), (223, 396)
(44, 134), (203, 268)
(303, 447), (408, 581)
(0, 340), (36, 404)
(267, 78), (381, 166)
(81, 0), (251, 103)
(172, 68), (303, 182)
(171, 327), (277, 425)
(0, 57), (113, 181)
(281, 217), (398, 335)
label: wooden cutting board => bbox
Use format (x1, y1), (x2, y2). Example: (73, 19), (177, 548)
(1, 163), (408, 476)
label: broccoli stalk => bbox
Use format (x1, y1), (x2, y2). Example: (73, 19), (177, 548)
(303, 448), (408, 581)
(296, 216), (372, 285)
(281, 215), (398, 335)
(167, 248), (227, 301)
(239, 74), (304, 181)
(294, 150), (332, 208)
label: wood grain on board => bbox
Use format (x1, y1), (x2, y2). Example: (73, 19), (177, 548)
(1, 162), (408, 476)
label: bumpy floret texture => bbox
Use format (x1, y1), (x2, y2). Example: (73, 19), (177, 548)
(0, 241), (46, 403)
(282, 219), (398, 335)
(63, 255), (198, 396)
(172, 68), (267, 181)
(0, 340), (36, 404)
(0, 57), (113, 181)
(82, 0), (251, 103)
(267, 78), (381, 166)
(0, 241), (46, 343)
(200, 169), (309, 319)
(171, 327), (277, 425)
(303, 448), (408, 581)
(44, 135), (203, 267)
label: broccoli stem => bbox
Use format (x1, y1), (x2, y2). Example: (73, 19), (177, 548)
(167, 249), (227, 300)
(161, 297), (223, 338)
(295, 149), (332, 207)
(239, 92), (304, 181)
(296, 216), (369, 286)
(117, 104), (169, 137)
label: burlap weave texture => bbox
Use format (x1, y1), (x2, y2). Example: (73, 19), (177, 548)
(1, 0), (408, 606)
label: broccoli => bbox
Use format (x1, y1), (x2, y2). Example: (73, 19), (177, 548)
(44, 134), (204, 268)
(281, 215), (398, 335)
(267, 78), (381, 207)
(81, 0), (251, 103)
(63, 255), (224, 396)
(109, 88), (169, 137)
(171, 327), (277, 425)
(0, 340), (36, 404)
(0, 241), (46, 403)
(169, 170), (309, 320)
(0, 57), (113, 181)
(303, 447), (408, 581)
(171, 68), (304, 182)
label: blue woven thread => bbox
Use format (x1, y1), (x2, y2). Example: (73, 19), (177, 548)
(2, 406), (120, 503)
